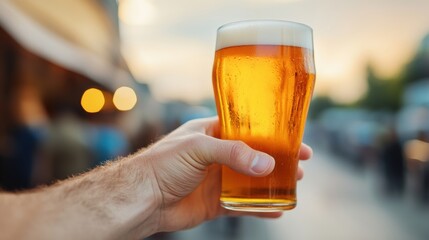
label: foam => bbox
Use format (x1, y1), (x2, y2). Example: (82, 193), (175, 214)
(215, 20), (313, 50)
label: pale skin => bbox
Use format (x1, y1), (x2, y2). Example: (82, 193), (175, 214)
(0, 117), (312, 239)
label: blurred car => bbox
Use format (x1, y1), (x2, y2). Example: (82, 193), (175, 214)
(319, 108), (389, 167)
(397, 79), (429, 141)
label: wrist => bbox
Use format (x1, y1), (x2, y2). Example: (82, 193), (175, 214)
(111, 151), (163, 238)
(47, 152), (163, 239)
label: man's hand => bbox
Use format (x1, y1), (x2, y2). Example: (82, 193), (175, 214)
(142, 117), (312, 234)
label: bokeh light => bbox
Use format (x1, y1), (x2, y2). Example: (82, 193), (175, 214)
(113, 86), (137, 111)
(81, 88), (105, 113)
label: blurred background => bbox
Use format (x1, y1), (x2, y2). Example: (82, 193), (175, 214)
(0, 0), (428, 239)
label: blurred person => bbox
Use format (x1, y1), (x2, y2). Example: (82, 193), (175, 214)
(1, 80), (49, 190)
(415, 131), (429, 203)
(423, 153), (429, 204)
(32, 112), (94, 185)
(380, 127), (405, 196)
(0, 118), (313, 239)
(404, 131), (429, 203)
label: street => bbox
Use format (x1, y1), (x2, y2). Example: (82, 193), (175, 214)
(149, 148), (429, 240)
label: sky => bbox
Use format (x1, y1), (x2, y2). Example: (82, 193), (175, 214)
(118, 0), (429, 104)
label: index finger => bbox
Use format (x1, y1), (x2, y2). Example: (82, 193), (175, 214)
(184, 118), (313, 161)
(182, 117), (220, 137)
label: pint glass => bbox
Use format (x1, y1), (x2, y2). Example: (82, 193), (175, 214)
(212, 20), (315, 211)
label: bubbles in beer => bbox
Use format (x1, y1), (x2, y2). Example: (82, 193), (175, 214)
(213, 20), (315, 210)
(213, 44), (315, 208)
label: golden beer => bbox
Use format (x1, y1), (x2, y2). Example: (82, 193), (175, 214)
(212, 20), (315, 211)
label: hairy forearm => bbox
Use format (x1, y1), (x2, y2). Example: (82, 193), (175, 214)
(0, 151), (161, 240)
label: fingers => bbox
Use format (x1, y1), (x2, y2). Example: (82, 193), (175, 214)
(199, 139), (275, 177)
(178, 118), (275, 177)
(296, 165), (304, 180)
(183, 117), (312, 179)
(186, 118), (312, 160)
(204, 139), (307, 180)
(297, 143), (311, 180)
(186, 118), (312, 158)
(299, 143), (313, 160)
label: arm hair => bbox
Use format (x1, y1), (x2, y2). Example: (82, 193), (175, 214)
(0, 150), (161, 240)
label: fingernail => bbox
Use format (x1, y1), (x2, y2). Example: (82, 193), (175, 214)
(250, 155), (272, 174)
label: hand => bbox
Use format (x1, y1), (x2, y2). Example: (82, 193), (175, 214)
(143, 117), (312, 233)
(0, 117), (311, 240)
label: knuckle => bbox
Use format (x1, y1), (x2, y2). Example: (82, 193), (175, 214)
(183, 118), (198, 127)
(181, 133), (204, 148)
(229, 141), (249, 162)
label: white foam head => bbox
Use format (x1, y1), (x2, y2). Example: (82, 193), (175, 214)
(215, 20), (313, 51)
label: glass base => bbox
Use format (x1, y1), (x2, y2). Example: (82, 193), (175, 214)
(221, 200), (296, 212)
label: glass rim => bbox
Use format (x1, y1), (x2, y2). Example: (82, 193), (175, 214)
(215, 19), (314, 51)
(217, 19), (313, 32)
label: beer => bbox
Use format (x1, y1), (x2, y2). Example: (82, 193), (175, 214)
(212, 20), (315, 211)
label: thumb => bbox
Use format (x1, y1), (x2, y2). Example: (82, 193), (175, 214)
(200, 138), (275, 177)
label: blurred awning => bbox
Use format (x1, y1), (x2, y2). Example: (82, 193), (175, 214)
(0, 0), (135, 91)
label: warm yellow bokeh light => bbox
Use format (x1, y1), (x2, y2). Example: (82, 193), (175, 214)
(81, 88), (105, 113)
(113, 86), (137, 111)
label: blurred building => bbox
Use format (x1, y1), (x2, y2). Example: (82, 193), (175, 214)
(0, 0), (162, 190)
